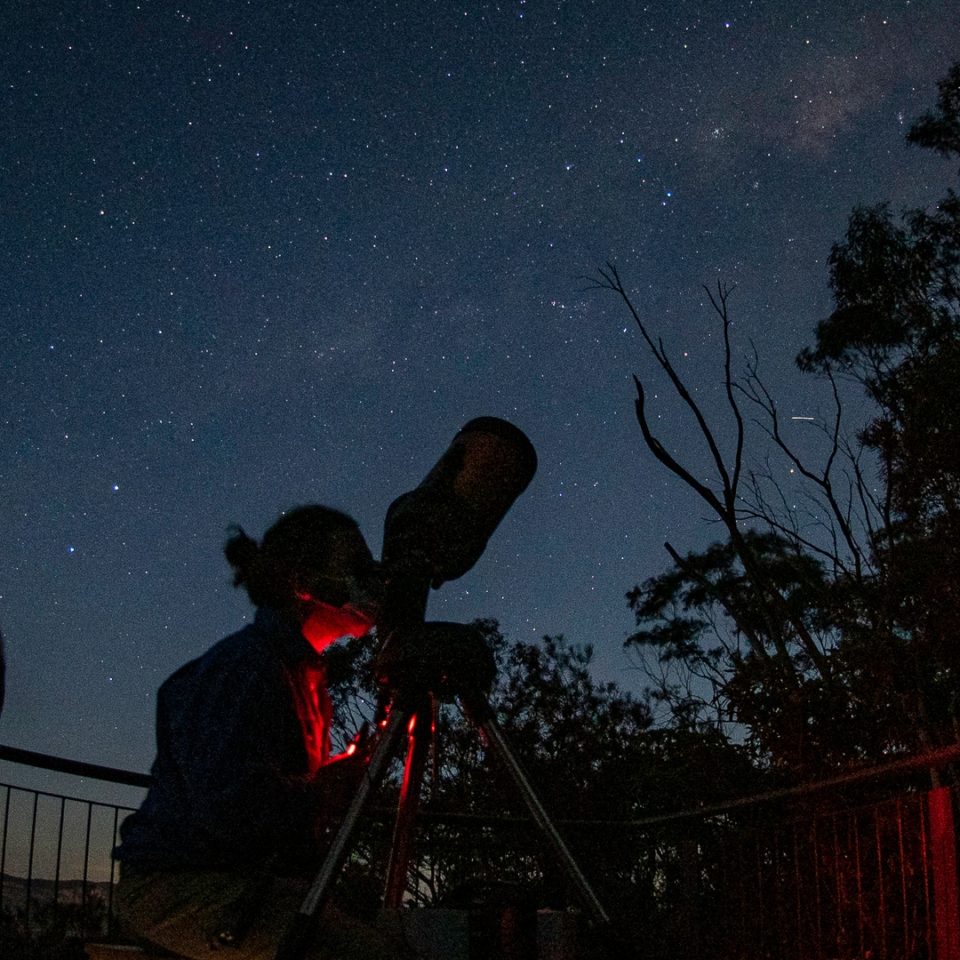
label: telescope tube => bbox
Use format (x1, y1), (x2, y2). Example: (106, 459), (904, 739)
(378, 416), (538, 638)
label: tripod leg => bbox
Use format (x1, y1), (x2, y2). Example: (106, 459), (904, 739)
(275, 705), (409, 960)
(383, 700), (433, 908)
(462, 690), (611, 927)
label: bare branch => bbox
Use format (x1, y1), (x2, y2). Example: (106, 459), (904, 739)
(633, 378), (725, 516)
(599, 266), (832, 681)
(706, 281), (746, 502)
(739, 355), (868, 576)
(598, 266), (738, 516)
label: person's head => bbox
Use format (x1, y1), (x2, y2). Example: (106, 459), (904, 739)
(224, 506), (380, 649)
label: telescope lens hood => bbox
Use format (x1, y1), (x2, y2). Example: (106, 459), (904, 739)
(381, 417), (537, 589)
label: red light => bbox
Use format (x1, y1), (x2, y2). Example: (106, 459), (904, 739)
(407, 715), (417, 734)
(345, 742), (357, 756)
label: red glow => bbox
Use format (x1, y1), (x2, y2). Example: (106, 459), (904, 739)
(407, 715), (417, 734)
(345, 742), (357, 756)
(930, 788), (960, 959)
(300, 599), (375, 654)
(399, 738), (416, 801)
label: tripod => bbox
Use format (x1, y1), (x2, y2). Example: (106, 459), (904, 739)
(274, 620), (611, 960)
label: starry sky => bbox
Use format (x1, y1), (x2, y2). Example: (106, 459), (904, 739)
(2, 0), (959, 805)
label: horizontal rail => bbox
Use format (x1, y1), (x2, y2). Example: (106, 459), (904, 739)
(410, 745), (960, 830)
(0, 744), (151, 789)
(4, 741), (958, 825)
(616, 742), (960, 828)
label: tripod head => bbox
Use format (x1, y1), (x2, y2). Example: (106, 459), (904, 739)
(373, 417), (537, 689)
(374, 621), (498, 703)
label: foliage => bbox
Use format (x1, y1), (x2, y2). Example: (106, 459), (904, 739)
(324, 621), (655, 901)
(0, 895), (106, 960)
(595, 61), (960, 775)
(322, 616), (760, 952)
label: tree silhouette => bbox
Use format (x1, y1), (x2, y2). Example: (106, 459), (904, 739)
(595, 61), (960, 775)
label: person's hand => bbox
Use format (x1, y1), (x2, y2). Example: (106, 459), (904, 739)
(328, 722), (373, 764)
(349, 721), (374, 761)
(317, 730), (371, 819)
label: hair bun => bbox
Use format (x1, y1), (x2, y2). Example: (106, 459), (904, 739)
(223, 525), (260, 587)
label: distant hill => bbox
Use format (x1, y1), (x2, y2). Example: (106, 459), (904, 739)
(0, 873), (113, 913)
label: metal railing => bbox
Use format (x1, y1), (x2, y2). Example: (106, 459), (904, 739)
(1, 740), (959, 960)
(0, 745), (146, 942)
(707, 789), (942, 960)
(407, 751), (960, 960)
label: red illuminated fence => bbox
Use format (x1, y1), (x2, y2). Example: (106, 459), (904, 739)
(407, 753), (960, 960)
(702, 787), (955, 960)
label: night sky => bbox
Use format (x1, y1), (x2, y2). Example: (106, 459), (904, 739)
(2, 0), (958, 806)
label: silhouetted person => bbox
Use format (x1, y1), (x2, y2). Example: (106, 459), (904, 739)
(114, 506), (409, 959)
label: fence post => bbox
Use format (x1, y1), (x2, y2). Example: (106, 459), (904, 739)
(677, 836), (701, 960)
(928, 787), (960, 960)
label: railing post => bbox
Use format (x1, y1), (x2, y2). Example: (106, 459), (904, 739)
(0, 785), (10, 916)
(26, 790), (38, 935)
(927, 786), (960, 960)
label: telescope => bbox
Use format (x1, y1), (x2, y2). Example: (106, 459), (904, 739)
(275, 416), (611, 960)
(374, 416), (538, 680)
